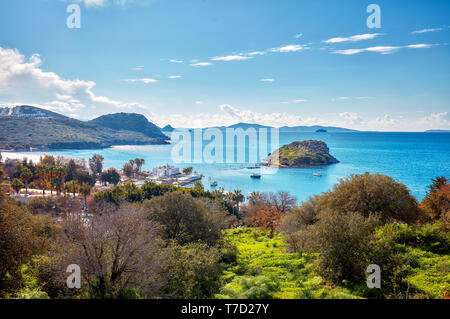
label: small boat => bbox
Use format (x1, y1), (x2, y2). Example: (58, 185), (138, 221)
(250, 173), (261, 179)
(210, 180), (218, 187)
(313, 173), (322, 177)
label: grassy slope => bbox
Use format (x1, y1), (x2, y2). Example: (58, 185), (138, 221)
(217, 228), (360, 299)
(218, 227), (450, 299)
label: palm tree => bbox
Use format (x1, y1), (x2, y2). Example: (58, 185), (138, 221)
(227, 189), (245, 216)
(54, 166), (67, 196)
(45, 165), (57, 196)
(65, 180), (80, 198)
(20, 167), (33, 195)
(134, 158), (145, 175)
(36, 164), (47, 195)
(79, 183), (91, 207)
(247, 191), (261, 204)
(233, 189), (245, 210)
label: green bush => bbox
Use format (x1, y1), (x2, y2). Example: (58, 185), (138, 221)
(218, 275), (280, 299)
(375, 223), (450, 254)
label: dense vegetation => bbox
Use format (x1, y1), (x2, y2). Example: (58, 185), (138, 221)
(0, 153), (448, 299)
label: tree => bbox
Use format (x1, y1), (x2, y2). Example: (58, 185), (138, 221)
(48, 204), (165, 298)
(40, 155), (56, 167)
(20, 167), (33, 195)
(133, 158), (145, 175)
(182, 167), (193, 175)
(89, 154), (104, 178)
(123, 163), (134, 179)
(162, 242), (222, 298)
(65, 180), (79, 197)
(428, 176), (448, 194)
(420, 176), (449, 220)
(35, 164), (48, 195)
(143, 191), (229, 246)
(64, 159), (77, 182)
(11, 178), (24, 194)
(304, 210), (381, 284)
(79, 183), (91, 207)
(0, 190), (37, 295)
(53, 166), (67, 196)
(194, 180), (204, 191)
(250, 207), (283, 238)
(285, 173), (422, 224)
(227, 189), (245, 217)
(101, 168), (121, 186)
(247, 191), (261, 204)
(263, 191), (297, 214)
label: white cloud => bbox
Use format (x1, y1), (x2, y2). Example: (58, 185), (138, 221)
(0, 46), (150, 115)
(78, 0), (106, 6)
(339, 112), (362, 125)
(189, 62), (213, 67)
(195, 100), (204, 105)
(260, 78), (275, 82)
(169, 59), (183, 63)
(124, 78), (158, 83)
(418, 112), (449, 128)
(411, 27), (445, 34)
(324, 33), (383, 44)
(132, 65), (144, 71)
(334, 97), (350, 101)
(211, 55), (252, 61)
(292, 99), (307, 103)
(76, 0), (148, 7)
(270, 44), (305, 53)
(247, 51), (266, 56)
(406, 44), (433, 49)
(168, 75), (182, 79)
(295, 33), (303, 39)
(334, 44), (433, 55)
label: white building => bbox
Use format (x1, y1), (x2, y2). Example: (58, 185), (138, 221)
(152, 164), (180, 178)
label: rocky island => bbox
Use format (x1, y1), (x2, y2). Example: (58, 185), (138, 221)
(263, 140), (339, 168)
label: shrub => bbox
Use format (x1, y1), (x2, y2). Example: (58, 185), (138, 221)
(302, 210), (381, 284)
(375, 223), (450, 254)
(217, 275), (280, 299)
(143, 191), (229, 246)
(162, 242), (222, 298)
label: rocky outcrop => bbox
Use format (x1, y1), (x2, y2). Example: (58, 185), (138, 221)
(263, 140), (339, 168)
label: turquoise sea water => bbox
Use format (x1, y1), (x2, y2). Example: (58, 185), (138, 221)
(3, 132), (450, 202)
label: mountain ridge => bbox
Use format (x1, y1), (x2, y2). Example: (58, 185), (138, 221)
(0, 106), (168, 151)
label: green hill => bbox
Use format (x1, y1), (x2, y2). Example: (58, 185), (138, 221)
(0, 107), (169, 151)
(89, 113), (167, 139)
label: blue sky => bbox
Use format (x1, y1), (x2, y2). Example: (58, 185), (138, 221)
(0, 0), (449, 130)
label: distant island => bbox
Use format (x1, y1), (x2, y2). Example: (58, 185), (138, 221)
(263, 140), (339, 168)
(163, 122), (357, 133)
(425, 129), (450, 133)
(0, 105), (169, 151)
(162, 124), (175, 132)
(316, 129), (327, 133)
